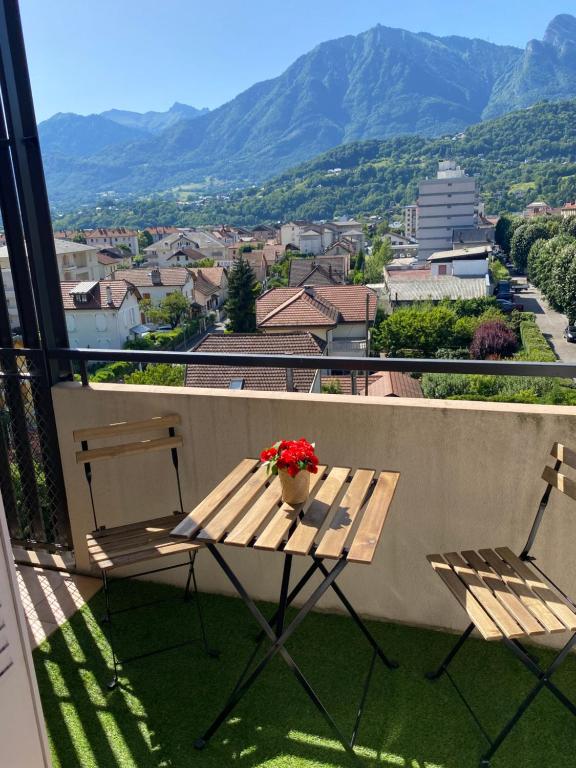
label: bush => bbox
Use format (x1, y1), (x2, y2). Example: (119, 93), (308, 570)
(435, 348), (470, 359)
(470, 320), (518, 360)
(321, 380), (343, 394)
(124, 364), (185, 386)
(90, 361), (135, 382)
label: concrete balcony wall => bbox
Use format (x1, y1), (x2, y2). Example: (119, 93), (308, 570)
(52, 382), (576, 646)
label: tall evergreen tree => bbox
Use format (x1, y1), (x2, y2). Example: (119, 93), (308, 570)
(226, 257), (256, 332)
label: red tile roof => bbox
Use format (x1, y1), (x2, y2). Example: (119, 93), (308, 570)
(60, 280), (139, 310)
(85, 227), (138, 237)
(185, 332), (325, 392)
(322, 372), (423, 398)
(257, 286), (377, 328)
(112, 268), (191, 287)
(188, 267), (226, 288)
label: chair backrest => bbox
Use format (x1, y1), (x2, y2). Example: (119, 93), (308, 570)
(73, 414), (184, 531)
(522, 442), (576, 558)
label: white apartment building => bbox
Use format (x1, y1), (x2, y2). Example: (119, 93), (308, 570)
(61, 280), (141, 349)
(416, 161), (479, 261)
(84, 228), (139, 255)
(404, 205), (418, 239)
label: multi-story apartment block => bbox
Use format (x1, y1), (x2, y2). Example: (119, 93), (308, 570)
(404, 205), (418, 239)
(416, 161), (479, 261)
(84, 227), (139, 255)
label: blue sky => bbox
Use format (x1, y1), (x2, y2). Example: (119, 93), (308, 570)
(19, 0), (574, 121)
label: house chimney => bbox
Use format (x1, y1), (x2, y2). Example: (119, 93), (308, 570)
(105, 285), (113, 305)
(151, 268), (162, 286)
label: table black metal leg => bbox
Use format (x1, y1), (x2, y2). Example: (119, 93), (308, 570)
(196, 544), (354, 755)
(317, 560), (398, 670)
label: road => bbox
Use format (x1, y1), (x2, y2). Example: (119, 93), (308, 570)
(518, 283), (576, 363)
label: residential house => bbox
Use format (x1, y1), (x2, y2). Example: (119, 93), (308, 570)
(263, 243), (285, 263)
(143, 226), (180, 243)
(321, 372), (423, 398)
(251, 224), (278, 242)
(185, 332), (326, 393)
(523, 201), (552, 218)
(61, 279), (141, 349)
(0, 238), (100, 284)
(188, 267), (228, 318)
(144, 229), (228, 264)
(0, 254), (18, 329)
(280, 222), (337, 255)
(113, 268), (194, 305)
(165, 247), (208, 267)
(84, 228), (139, 255)
(256, 285), (376, 356)
(97, 248), (132, 279)
(323, 239), (357, 258)
(382, 266), (489, 309)
(427, 246), (491, 277)
(241, 250), (268, 282)
(144, 232), (199, 264)
(288, 255), (350, 287)
(561, 202), (576, 219)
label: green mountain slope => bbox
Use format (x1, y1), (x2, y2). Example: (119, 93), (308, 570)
(42, 15), (576, 207)
(52, 99), (576, 229)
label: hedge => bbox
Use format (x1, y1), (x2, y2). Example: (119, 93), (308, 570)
(518, 318), (557, 362)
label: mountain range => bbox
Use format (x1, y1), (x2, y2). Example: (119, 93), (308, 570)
(40, 14), (576, 207)
(53, 99), (576, 230)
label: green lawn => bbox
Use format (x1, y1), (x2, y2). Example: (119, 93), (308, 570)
(34, 578), (576, 768)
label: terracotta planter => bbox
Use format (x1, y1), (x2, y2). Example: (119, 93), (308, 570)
(278, 468), (310, 505)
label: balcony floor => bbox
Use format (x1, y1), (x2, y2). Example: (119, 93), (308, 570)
(33, 578), (576, 768)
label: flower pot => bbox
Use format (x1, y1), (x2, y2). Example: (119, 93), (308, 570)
(278, 468), (310, 505)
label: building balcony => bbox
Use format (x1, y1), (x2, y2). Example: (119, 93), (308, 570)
(328, 338), (367, 356)
(15, 379), (575, 767)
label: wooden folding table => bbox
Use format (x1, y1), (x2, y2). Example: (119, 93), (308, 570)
(171, 458), (400, 755)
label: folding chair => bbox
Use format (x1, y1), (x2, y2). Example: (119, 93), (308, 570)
(426, 442), (576, 766)
(74, 414), (217, 689)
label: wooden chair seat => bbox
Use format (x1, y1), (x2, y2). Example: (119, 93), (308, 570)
(428, 547), (576, 641)
(86, 514), (203, 572)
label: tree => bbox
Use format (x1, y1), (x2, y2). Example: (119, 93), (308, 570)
(557, 242), (576, 320)
(191, 257), (215, 268)
(375, 304), (457, 357)
(125, 364), (185, 386)
(159, 293), (190, 329)
(72, 232), (87, 244)
(510, 221), (555, 272)
(494, 214), (520, 255)
(138, 230), (153, 252)
(117, 243), (132, 254)
(226, 256), (257, 332)
(469, 320), (518, 359)
(364, 237), (392, 283)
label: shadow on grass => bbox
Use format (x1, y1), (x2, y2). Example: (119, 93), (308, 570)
(34, 578), (576, 768)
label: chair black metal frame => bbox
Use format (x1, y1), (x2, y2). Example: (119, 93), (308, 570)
(75, 415), (217, 689)
(426, 442), (576, 767)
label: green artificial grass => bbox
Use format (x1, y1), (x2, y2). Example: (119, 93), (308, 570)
(34, 578), (576, 768)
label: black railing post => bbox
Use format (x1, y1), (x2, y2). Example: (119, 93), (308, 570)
(0, 0), (71, 385)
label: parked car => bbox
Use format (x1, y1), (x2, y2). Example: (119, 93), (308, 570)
(564, 325), (576, 343)
(496, 299), (524, 314)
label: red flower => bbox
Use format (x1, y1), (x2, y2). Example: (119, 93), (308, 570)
(260, 438), (318, 477)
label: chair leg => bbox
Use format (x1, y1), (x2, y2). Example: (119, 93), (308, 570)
(189, 553), (219, 659)
(183, 552), (194, 602)
(102, 571), (120, 690)
(426, 623), (474, 681)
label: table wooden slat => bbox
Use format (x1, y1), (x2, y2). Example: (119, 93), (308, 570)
(347, 471), (399, 564)
(196, 465), (270, 542)
(479, 548), (566, 634)
(315, 469), (375, 559)
(253, 467), (327, 551)
(171, 458), (259, 539)
(427, 554), (502, 641)
(284, 467), (351, 556)
(224, 477), (282, 547)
